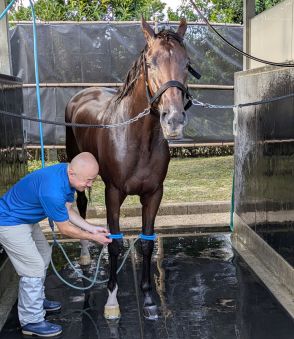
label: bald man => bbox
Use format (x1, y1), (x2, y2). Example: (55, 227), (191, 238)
(0, 152), (111, 337)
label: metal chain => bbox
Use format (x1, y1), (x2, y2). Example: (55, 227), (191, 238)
(192, 98), (234, 109)
(0, 108), (151, 128)
(101, 108), (151, 128)
(2, 88), (293, 130)
(191, 92), (294, 110)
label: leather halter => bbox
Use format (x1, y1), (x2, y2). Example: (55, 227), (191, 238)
(143, 54), (201, 111)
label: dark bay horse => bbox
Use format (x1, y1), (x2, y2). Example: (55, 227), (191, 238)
(65, 18), (191, 320)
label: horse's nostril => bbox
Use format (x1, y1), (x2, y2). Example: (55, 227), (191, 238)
(162, 112), (168, 121)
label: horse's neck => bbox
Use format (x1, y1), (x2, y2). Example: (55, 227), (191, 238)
(118, 75), (163, 145)
(127, 75), (149, 117)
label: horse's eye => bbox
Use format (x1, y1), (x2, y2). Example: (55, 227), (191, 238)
(151, 57), (158, 67)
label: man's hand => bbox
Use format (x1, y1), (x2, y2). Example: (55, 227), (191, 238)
(55, 220), (112, 245)
(66, 203), (110, 235)
(90, 226), (112, 245)
(91, 226), (109, 235)
(91, 232), (112, 245)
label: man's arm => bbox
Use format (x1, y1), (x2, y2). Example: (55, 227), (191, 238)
(55, 220), (112, 245)
(65, 202), (108, 234)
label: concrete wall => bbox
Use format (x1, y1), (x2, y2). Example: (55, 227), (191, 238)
(249, 0), (294, 69)
(233, 65), (294, 317)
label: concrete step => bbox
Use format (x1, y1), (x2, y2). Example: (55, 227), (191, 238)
(84, 201), (231, 218)
(40, 212), (231, 240)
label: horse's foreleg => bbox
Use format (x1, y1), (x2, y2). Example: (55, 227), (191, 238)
(76, 191), (91, 266)
(140, 186), (163, 320)
(104, 186), (125, 320)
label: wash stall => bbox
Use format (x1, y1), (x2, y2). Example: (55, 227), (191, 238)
(232, 0), (294, 318)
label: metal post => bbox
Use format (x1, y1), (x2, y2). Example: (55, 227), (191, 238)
(243, 0), (255, 71)
(154, 15), (158, 34)
(0, 0), (12, 75)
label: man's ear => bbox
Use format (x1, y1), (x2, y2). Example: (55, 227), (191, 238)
(68, 167), (74, 177)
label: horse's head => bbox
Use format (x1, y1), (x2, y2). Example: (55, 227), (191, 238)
(142, 18), (189, 140)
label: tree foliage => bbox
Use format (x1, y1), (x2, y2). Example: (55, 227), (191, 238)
(167, 0), (284, 24)
(8, 0), (166, 21)
(8, 0), (285, 23)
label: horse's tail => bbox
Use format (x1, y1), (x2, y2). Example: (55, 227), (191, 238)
(65, 102), (80, 162)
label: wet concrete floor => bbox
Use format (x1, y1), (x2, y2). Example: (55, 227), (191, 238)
(1, 232), (294, 339)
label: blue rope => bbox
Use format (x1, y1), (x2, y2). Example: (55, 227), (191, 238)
(139, 233), (157, 241)
(108, 233), (124, 239)
(0, 0), (45, 168)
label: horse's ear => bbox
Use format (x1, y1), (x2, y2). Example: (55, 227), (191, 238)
(177, 18), (187, 38)
(141, 16), (155, 45)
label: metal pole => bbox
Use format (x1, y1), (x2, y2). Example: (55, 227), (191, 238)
(0, 0), (12, 74)
(243, 0), (255, 70)
(22, 82), (234, 90)
(154, 15), (158, 33)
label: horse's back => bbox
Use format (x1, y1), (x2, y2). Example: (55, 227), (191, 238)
(65, 87), (117, 123)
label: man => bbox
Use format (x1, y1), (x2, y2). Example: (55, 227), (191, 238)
(0, 152), (112, 337)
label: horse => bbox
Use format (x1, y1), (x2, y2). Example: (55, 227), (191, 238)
(65, 17), (195, 320)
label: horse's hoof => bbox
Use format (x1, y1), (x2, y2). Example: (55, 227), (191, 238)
(104, 305), (121, 320)
(78, 255), (91, 266)
(143, 305), (158, 320)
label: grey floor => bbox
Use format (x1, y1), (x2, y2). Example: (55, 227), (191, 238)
(1, 233), (294, 339)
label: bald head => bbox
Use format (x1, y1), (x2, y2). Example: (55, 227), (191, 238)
(68, 152), (99, 191)
(70, 152), (99, 174)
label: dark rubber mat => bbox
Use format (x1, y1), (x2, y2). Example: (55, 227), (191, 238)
(1, 233), (294, 339)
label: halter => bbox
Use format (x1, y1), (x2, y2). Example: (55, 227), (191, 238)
(143, 54), (201, 111)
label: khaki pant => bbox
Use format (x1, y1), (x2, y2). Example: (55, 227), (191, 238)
(0, 223), (52, 326)
(0, 223), (52, 277)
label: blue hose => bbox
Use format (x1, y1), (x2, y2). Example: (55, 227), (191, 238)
(51, 230), (141, 290)
(0, 0), (16, 19)
(28, 0), (45, 168)
(229, 170), (235, 231)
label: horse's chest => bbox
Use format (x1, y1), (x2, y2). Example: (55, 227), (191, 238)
(101, 139), (169, 195)
(123, 167), (164, 195)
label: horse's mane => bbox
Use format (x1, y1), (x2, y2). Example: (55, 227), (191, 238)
(115, 29), (184, 103)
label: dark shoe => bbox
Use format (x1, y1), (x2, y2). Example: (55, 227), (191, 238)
(22, 320), (62, 337)
(43, 299), (61, 312)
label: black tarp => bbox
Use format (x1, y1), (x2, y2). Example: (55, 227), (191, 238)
(0, 74), (27, 196)
(10, 22), (242, 144)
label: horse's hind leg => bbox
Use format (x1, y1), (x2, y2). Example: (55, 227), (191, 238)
(140, 185), (163, 320)
(65, 125), (80, 161)
(65, 126), (91, 265)
(76, 191), (91, 266)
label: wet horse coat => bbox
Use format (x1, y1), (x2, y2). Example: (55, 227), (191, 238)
(65, 18), (190, 319)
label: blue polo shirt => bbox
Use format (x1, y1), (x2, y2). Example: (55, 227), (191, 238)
(0, 163), (76, 226)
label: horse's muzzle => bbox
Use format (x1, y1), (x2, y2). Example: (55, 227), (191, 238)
(161, 111), (186, 139)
